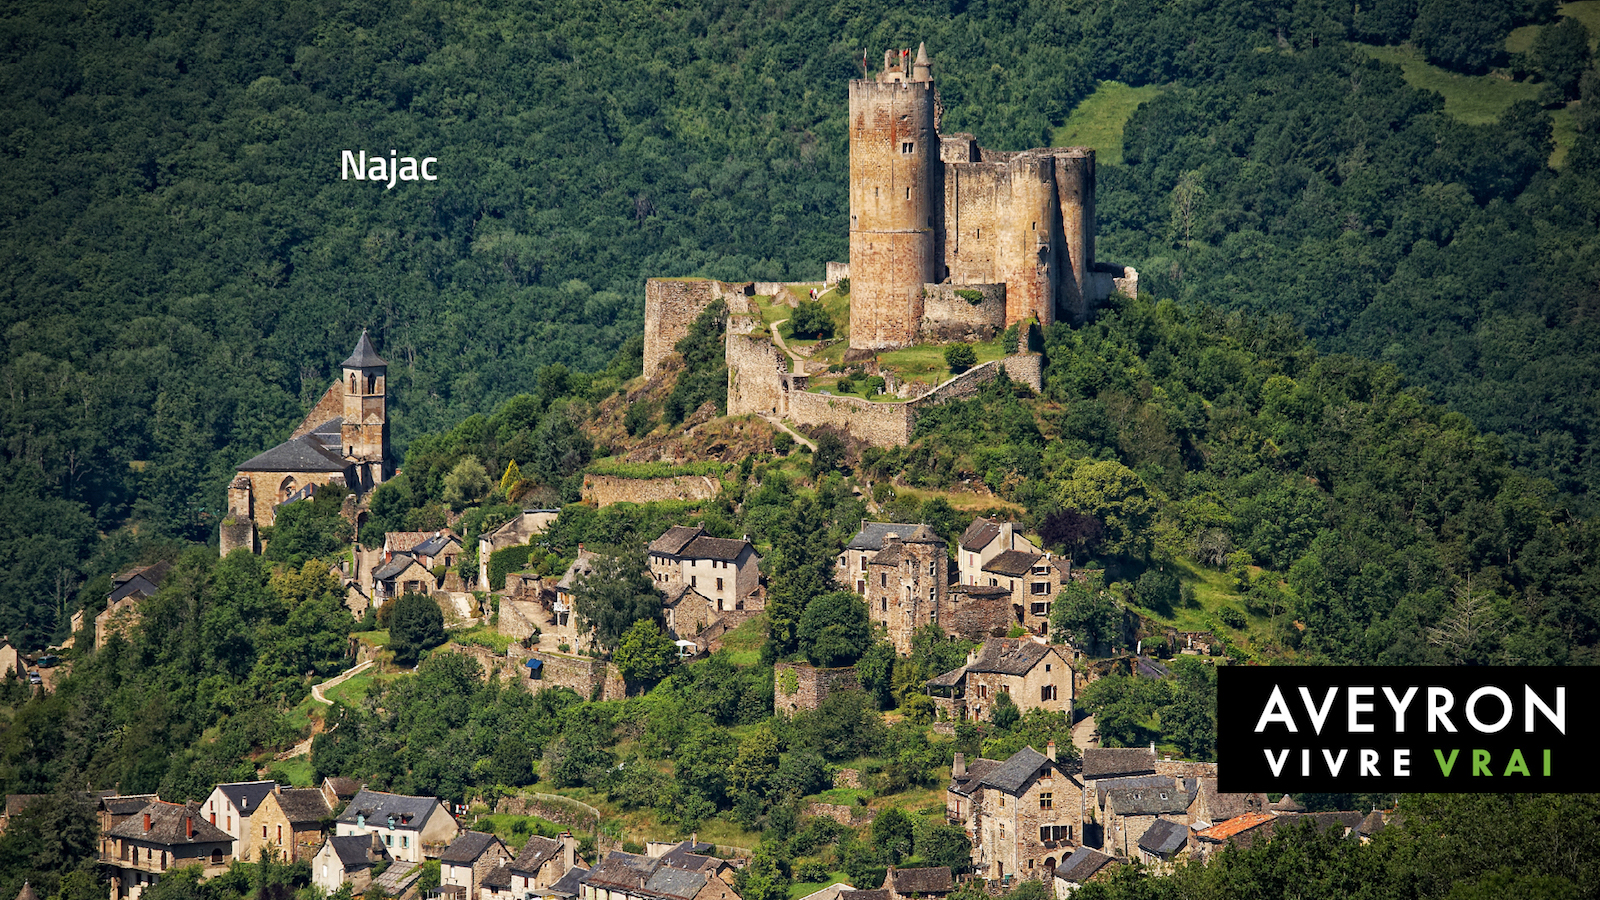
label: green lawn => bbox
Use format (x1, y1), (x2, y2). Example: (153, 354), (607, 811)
(873, 336), (1009, 388)
(472, 812), (567, 846)
(269, 757), (316, 787)
(356, 630), (390, 648)
(1053, 81), (1163, 166)
(1354, 43), (1577, 166)
(788, 873), (853, 898)
(322, 670), (392, 706)
(1507, 2), (1600, 53)
(713, 614), (767, 667)
(449, 623), (516, 654)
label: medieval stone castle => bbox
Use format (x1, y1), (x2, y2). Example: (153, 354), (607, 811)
(642, 44), (1136, 445)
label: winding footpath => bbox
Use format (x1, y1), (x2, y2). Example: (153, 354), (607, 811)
(310, 659), (375, 705)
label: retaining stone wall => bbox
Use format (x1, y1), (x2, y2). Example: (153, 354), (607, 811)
(919, 283), (1007, 342)
(643, 279), (754, 375)
(726, 333), (791, 418)
(580, 474), (721, 508)
(786, 391), (916, 446)
(775, 662), (861, 715)
(825, 262), (850, 286)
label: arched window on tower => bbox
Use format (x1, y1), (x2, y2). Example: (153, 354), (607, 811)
(350, 373), (357, 393)
(366, 374), (376, 394)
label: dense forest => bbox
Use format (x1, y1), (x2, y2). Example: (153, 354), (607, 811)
(2, 0), (1598, 647)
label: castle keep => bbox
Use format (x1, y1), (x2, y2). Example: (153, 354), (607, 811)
(848, 44), (1134, 350)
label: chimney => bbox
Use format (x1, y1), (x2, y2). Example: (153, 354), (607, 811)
(143, 813), (151, 832)
(1047, 741), (1056, 762)
(187, 816), (194, 839)
(953, 753), (967, 779)
(561, 831), (576, 870)
(692, 831), (699, 849)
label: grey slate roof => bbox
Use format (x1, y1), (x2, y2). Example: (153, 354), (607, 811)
(1359, 809), (1388, 836)
(960, 518), (1003, 551)
(978, 746), (1049, 794)
(982, 549), (1040, 577)
(335, 789), (441, 830)
(556, 550), (596, 593)
(16, 882), (40, 900)
(903, 524), (945, 544)
(1303, 811), (1365, 835)
(108, 801), (234, 845)
(846, 522), (923, 551)
(323, 777), (362, 801)
(549, 864), (589, 898)
(870, 543), (906, 567)
(965, 638), (1056, 676)
(441, 830), (504, 864)
(274, 788), (331, 824)
(483, 859), (514, 889)
(1094, 774), (1175, 807)
(1137, 819), (1188, 857)
(509, 835), (561, 875)
(888, 867), (952, 894)
(1056, 847), (1119, 884)
(1192, 779), (1268, 822)
(663, 583), (709, 607)
(216, 782), (278, 815)
(102, 794), (160, 816)
(341, 330), (389, 368)
(373, 555), (422, 581)
(1271, 794), (1306, 812)
(1106, 782), (1192, 816)
(650, 526), (705, 555)
(925, 664), (967, 688)
(1082, 747), (1157, 779)
(583, 851), (710, 900)
(328, 833), (390, 869)
(237, 433), (350, 473)
(680, 535), (750, 561)
(948, 758), (1002, 796)
(414, 534), (460, 557)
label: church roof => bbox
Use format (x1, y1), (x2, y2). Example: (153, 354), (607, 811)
(341, 330), (388, 368)
(237, 434), (349, 474)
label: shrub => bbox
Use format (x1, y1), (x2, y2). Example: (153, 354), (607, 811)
(790, 300), (834, 338)
(1218, 606), (1247, 629)
(836, 277), (850, 295)
(773, 431), (795, 455)
(944, 343), (977, 373)
(955, 288), (984, 304)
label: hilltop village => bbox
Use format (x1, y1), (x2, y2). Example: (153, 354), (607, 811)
(10, 44), (1412, 900)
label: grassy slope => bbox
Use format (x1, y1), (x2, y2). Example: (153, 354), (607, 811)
(1052, 81), (1163, 165)
(1353, 43), (1578, 166)
(1507, 1), (1600, 53)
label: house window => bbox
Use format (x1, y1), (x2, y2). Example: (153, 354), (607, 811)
(881, 573), (887, 588)
(929, 587), (936, 603)
(861, 555), (868, 571)
(882, 598), (888, 612)
(1032, 582), (1049, 595)
(1040, 793), (1053, 810)
(691, 576), (696, 587)
(1031, 602), (1048, 616)
(902, 142), (914, 153)
(905, 187), (911, 199)
(978, 684), (988, 699)
(277, 825), (283, 843)
(716, 577), (724, 591)
(928, 561), (936, 576)
(213, 849), (225, 864)
(1041, 685), (1058, 701)
(402, 836), (409, 848)
(263, 826), (268, 839)
(385, 835), (392, 846)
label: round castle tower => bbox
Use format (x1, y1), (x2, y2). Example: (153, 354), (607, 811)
(848, 44), (940, 351)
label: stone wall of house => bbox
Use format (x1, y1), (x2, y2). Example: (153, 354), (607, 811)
(775, 662), (861, 715)
(643, 278), (755, 375)
(726, 333), (792, 419)
(1153, 760), (1218, 780)
(939, 588), (1016, 641)
(580, 474), (722, 508)
(919, 283), (1007, 342)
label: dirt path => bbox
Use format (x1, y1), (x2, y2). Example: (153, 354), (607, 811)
(1072, 713), (1099, 752)
(761, 415), (817, 451)
(311, 659), (375, 705)
(769, 319), (807, 366)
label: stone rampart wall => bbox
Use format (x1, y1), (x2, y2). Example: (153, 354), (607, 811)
(786, 391), (915, 446)
(580, 474), (722, 508)
(643, 279), (754, 375)
(804, 802), (876, 827)
(909, 353), (1043, 409)
(527, 649), (625, 701)
(919, 283), (1007, 342)
(726, 333), (791, 418)
(494, 795), (601, 834)
(775, 662), (861, 715)
(825, 262), (850, 285)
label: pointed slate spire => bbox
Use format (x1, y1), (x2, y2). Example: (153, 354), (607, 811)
(340, 329), (389, 368)
(915, 42), (930, 65)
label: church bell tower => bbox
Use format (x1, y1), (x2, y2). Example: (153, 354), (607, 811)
(340, 329), (390, 489)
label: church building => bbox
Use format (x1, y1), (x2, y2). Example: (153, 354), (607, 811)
(220, 331), (392, 555)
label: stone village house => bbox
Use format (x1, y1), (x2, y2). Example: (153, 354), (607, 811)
(334, 789), (459, 864)
(438, 830), (511, 898)
(480, 832), (585, 899)
(947, 744), (1084, 881)
(648, 526), (762, 615)
(251, 786), (333, 863)
(201, 781), (276, 862)
(104, 800), (235, 900)
(311, 833), (392, 896)
(579, 841), (740, 900)
(926, 637), (1074, 722)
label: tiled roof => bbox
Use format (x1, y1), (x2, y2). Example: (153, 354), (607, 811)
(414, 534), (460, 557)
(1056, 847), (1119, 884)
(323, 777), (362, 800)
(982, 549), (1039, 577)
(108, 801), (234, 845)
(583, 851), (710, 900)
(848, 891), (890, 900)
(385, 532), (436, 553)
(102, 795), (160, 816)
(16, 882), (40, 900)
(1082, 747), (1157, 779)
(441, 830), (504, 864)
(846, 522), (923, 551)
(978, 746), (1049, 794)
(1303, 811), (1364, 835)
(650, 526), (705, 555)
(483, 859), (514, 889)
(556, 550), (596, 592)
(663, 583), (709, 607)
(1194, 811), (1275, 841)
(1359, 809), (1388, 836)
(509, 835), (560, 875)
(888, 866), (952, 894)
(4, 794), (45, 817)
(1137, 819), (1188, 857)
(215, 782), (277, 815)
(113, 561), (172, 587)
(237, 433), (350, 473)
(680, 536), (750, 561)
(965, 638), (1057, 676)
(1270, 794), (1306, 812)
(1193, 779), (1268, 822)
(959, 518), (1002, 551)
(949, 583), (1010, 598)
(341, 330), (389, 368)
(274, 788), (331, 824)
(870, 543), (906, 567)
(335, 789), (441, 830)
(926, 664), (967, 688)
(903, 524), (945, 545)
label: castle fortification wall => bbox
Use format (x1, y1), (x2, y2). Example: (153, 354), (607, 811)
(775, 662), (861, 715)
(908, 353), (1044, 410)
(786, 391), (916, 447)
(919, 283), (1007, 341)
(825, 262), (850, 285)
(526, 649), (626, 701)
(580, 474), (722, 508)
(726, 333), (791, 418)
(643, 279), (754, 375)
